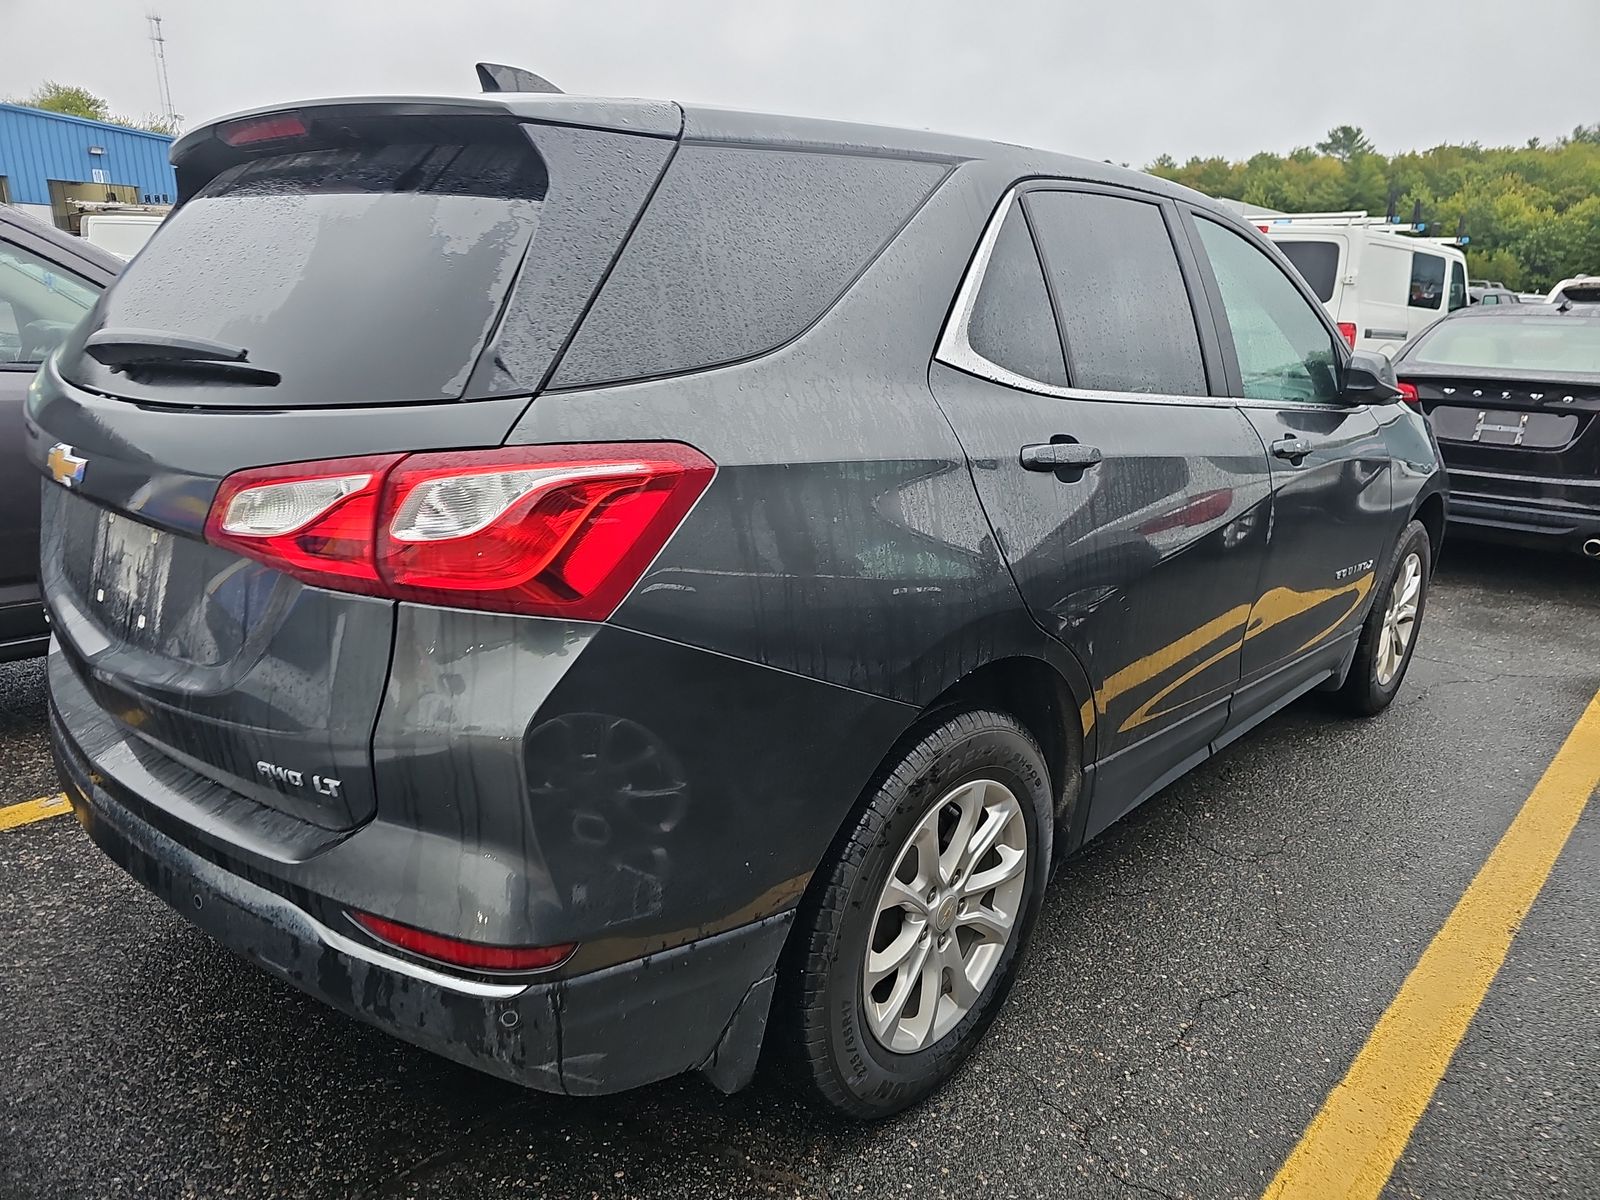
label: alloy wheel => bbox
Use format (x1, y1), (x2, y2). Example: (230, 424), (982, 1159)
(862, 778), (1028, 1053)
(1376, 551), (1423, 686)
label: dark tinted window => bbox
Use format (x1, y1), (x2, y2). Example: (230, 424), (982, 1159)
(964, 203), (1066, 386)
(1410, 252), (1445, 310)
(551, 146), (946, 388)
(61, 123), (672, 409)
(1025, 190), (1206, 396)
(1276, 240), (1339, 303)
(1192, 217), (1340, 404)
(66, 135), (546, 406)
(1448, 260), (1467, 311)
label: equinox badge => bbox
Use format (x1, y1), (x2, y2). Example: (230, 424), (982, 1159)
(47, 443), (87, 488)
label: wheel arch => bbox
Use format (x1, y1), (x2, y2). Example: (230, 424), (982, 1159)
(1412, 489), (1446, 569)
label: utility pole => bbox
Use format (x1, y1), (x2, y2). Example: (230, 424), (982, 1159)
(147, 14), (176, 125)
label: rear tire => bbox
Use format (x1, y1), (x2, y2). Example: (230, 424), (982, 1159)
(780, 710), (1053, 1119)
(1336, 519), (1431, 716)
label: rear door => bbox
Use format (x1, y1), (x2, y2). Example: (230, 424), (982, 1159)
(32, 108), (676, 830)
(1181, 210), (1394, 727)
(931, 184), (1272, 837)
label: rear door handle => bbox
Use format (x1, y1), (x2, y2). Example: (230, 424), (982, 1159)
(1020, 442), (1103, 471)
(1272, 436), (1313, 462)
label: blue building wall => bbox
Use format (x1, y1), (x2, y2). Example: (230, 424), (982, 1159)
(0, 104), (177, 207)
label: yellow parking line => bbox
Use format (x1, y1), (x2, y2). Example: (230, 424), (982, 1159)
(0, 792), (71, 832)
(1264, 689), (1600, 1200)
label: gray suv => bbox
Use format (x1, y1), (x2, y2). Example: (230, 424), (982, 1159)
(34, 80), (1445, 1118)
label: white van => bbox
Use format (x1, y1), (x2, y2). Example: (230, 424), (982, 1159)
(1255, 213), (1469, 358)
(79, 213), (165, 261)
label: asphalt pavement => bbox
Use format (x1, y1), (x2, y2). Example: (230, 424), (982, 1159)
(1, 540), (1596, 1200)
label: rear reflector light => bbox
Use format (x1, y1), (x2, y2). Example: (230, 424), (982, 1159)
(1337, 322), (1358, 349)
(351, 911), (575, 972)
(218, 113), (309, 146)
(1397, 382), (1421, 408)
(204, 443), (714, 619)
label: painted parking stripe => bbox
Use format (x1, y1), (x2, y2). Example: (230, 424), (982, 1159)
(0, 793), (71, 832)
(1263, 688), (1600, 1200)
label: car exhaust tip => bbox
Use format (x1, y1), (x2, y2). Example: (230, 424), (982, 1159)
(1583, 539), (1600, 559)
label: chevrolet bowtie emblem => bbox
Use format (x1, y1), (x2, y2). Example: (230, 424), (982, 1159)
(47, 443), (87, 488)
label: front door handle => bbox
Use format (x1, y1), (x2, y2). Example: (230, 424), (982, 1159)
(1272, 436), (1313, 462)
(1020, 442), (1103, 471)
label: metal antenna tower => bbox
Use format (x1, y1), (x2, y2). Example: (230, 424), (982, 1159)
(147, 14), (176, 124)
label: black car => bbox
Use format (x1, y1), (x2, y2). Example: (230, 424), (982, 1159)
(1394, 304), (1600, 556)
(32, 80), (1445, 1119)
(0, 208), (118, 661)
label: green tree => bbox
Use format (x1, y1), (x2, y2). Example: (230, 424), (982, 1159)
(1316, 125), (1376, 162)
(1154, 124), (1600, 291)
(16, 81), (110, 122)
(9, 80), (179, 135)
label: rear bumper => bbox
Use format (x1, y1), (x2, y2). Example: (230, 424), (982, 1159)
(50, 695), (793, 1097)
(1446, 491), (1600, 554)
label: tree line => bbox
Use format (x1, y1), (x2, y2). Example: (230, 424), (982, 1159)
(7, 82), (180, 137)
(1148, 124), (1600, 292)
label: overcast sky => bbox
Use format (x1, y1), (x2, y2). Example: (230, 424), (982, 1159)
(3, 0), (1596, 165)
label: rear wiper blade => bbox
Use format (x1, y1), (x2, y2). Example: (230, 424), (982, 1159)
(86, 327), (251, 367)
(83, 327), (280, 385)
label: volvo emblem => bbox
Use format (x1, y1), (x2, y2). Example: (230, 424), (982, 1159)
(47, 443), (87, 488)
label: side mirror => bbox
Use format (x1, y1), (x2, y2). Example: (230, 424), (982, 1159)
(1341, 349), (1403, 404)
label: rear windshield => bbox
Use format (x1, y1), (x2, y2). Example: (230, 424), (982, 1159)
(1413, 317), (1600, 374)
(58, 121), (674, 408)
(1276, 240), (1339, 303)
(68, 135), (543, 405)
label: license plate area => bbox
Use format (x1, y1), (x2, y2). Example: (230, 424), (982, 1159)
(88, 507), (179, 650)
(1429, 406), (1579, 449)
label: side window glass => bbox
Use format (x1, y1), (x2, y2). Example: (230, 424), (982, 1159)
(1190, 217), (1341, 405)
(961, 202), (1067, 386)
(0, 241), (99, 366)
(1448, 261), (1468, 312)
(1409, 253), (1445, 310)
(1025, 190), (1206, 396)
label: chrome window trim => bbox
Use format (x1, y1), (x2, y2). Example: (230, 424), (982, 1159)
(935, 186), (1355, 413)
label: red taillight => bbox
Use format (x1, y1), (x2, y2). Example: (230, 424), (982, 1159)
(1337, 322), (1358, 349)
(351, 911), (575, 972)
(205, 454), (402, 591)
(1398, 382), (1421, 408)
(204, 443), (715, 619)
(218, 113), (309, 146)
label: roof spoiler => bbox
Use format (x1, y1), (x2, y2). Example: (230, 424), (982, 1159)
(476, 63), (563, 95)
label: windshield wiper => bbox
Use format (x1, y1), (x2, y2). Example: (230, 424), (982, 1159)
(84, 327), (280, 384)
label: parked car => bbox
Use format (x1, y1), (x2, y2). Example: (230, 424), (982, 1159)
(1395, 304), (1600, 556)
(1546, 275), (1600, 306)
(1260, 215), (1469, 357)
(33, 82), (1445, 1119)
(1468, 277), (1506, 290)
(0, 207), (118, 662)
(1469, 286), (1519, 306)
